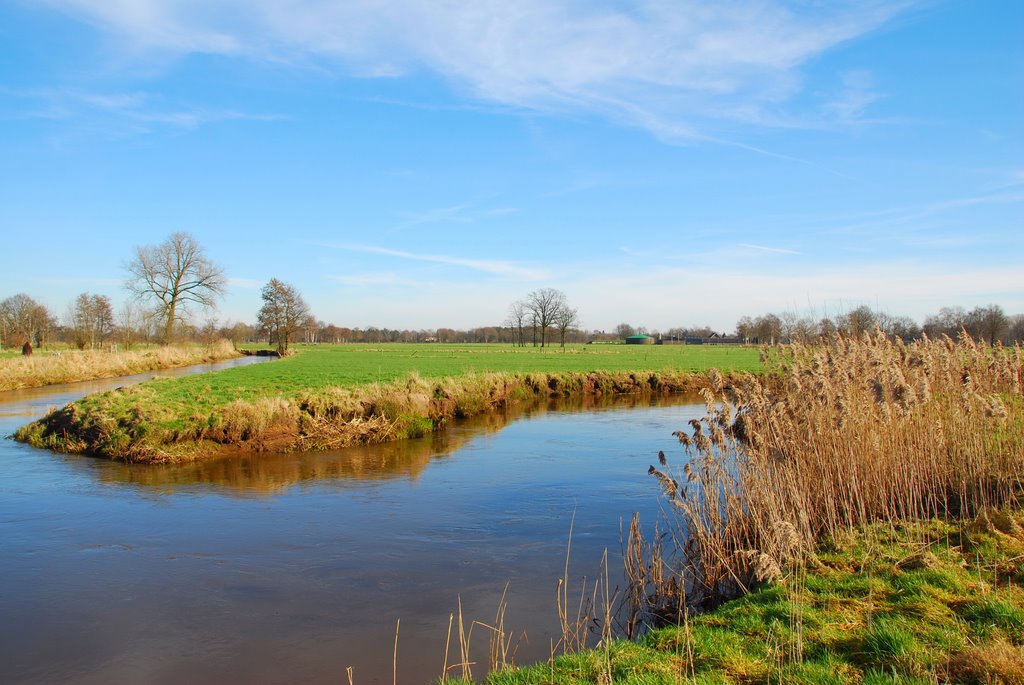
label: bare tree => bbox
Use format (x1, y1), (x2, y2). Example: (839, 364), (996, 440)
(257, 278), (310, 354)
(554, 305), (579, 347)
(199, 317), (220, 346)
(614, 323), (636, 339)
(302, 315), (320, 344)
(965, 304), (1009, 345)
(923, 306), (967, 339)
(0, 293), (54, 349)
(1009, 314), (1024, 344)
(841, 306), (876, 338)
(125, 232), (226, 344)
(505, 300), (529, 347)
(880, 314), (921, 342)
(70, 293), (114, 349)
(522, 288), (569, 347)
(118, 301), (142, 350)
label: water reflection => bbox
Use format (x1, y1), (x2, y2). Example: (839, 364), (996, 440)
(0, 366), (705, 685)
(93, 392), (701, 493)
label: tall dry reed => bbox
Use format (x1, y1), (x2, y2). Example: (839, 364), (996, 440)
(633, 332), (1024, 618)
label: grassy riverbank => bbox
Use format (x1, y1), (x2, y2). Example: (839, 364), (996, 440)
(483, 511), (1024, 684)
(0, 340), (241, 391)
(14, 343), (762, 462)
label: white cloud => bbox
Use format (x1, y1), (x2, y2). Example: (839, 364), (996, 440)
(321, 243), (549, 281)
(38, 0), (913, 139)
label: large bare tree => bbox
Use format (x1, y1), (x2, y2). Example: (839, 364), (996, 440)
(257, 278), (310, 354)
(125, 232), (226, 344)
(523, 288), (569, 348)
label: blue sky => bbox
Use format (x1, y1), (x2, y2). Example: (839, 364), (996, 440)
(1, 0), (1021, 332)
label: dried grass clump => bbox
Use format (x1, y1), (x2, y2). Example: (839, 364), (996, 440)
(216, 397), (295, 442)
(949, 638), (1024, 685)
(633, 331), (1024, 617)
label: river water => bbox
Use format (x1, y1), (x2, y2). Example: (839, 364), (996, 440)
(0, 358), (705, 684)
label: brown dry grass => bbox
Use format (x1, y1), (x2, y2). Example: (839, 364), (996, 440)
(0, 340), (240, 391)
(632, 331), (1024, 617)
(950, 638), (1024, 685)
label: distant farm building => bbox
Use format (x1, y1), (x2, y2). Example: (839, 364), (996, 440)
(624, 334), (655, 345)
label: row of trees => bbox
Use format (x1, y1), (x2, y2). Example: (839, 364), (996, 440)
(4, 232), (1024, 351)
(730, 304), (1023, 345)
(505, 288), (579, 347)
(0, 291), (196, 351)
(7, 290), (1024, 352)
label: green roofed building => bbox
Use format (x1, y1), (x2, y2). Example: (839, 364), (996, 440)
(624, 334), (654, 345)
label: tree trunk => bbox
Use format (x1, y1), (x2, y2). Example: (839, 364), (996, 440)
(163, 300), (177, 345)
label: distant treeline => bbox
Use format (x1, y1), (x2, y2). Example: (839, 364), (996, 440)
(3, 292), (1022, 350)
(732, 304), (1023, 345)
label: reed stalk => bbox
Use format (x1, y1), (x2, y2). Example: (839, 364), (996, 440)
(631, 331), (1023, 620)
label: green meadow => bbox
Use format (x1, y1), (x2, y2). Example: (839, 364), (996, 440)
(236, 342), (760, 387)
(148, 342), (761, 413)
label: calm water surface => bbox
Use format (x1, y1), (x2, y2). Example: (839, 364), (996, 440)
(0, 358), (704, 684)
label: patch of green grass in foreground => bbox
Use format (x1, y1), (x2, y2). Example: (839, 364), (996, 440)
(479, 514), (1024, 685)
(73, 343), (763, 434)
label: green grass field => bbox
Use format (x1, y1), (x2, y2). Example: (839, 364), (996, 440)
(145, 342), (762, 414)
(0, 343), (73, 359)
(46, 342), (761, 451)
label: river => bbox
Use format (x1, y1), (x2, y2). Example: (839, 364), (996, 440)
(0, 357), (705, 684)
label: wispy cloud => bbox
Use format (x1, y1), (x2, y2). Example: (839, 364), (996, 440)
(0, 86), (284, 131)
(739, 243), (801, 255)
(321, 243), (548, 280)
(822, 69), (886, 125)
(325, 272), (430, 287)
(827, 189), (1024, 236)
(36, 0), (913, 143)
(395, 204), (518, 229)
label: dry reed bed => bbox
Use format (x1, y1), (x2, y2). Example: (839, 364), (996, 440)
(17, 368), (714, 463)
(0, 340), (240, 391)
(634, 332), (1024, 621)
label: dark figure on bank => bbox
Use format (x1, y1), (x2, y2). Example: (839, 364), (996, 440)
(22, 342), (32, 356)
